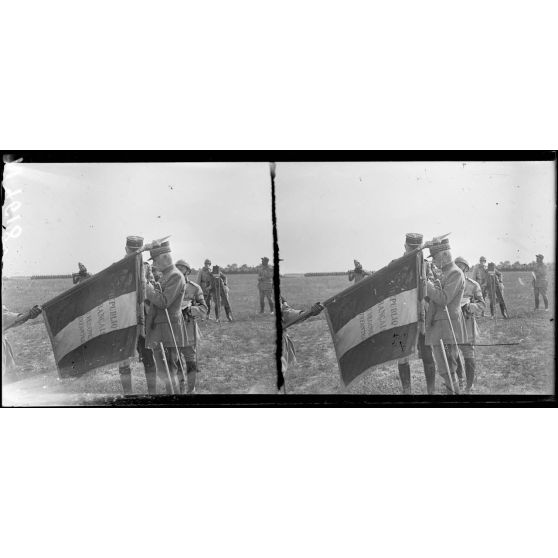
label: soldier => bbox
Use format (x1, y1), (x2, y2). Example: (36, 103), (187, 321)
(396, 233), (437, 395)
(209, 265), (233, 322)
(116, 236), (157, 395)
(472, 257), (488, 315)
(280, 296), (324, 376)
(425, 239), (468, 394)
(486, 262), (509, 318)
(2, 304), (42, 377)
(454, 257), (485, 393)
(348, 259), (369, 283)
(72, 262), (91, 284)
(533, 254), (549, 311)
(145, 241), (187, 394)
(257, 256), (274, 314)
(175, 259), (208, 394)
(197, 259), (214, 318)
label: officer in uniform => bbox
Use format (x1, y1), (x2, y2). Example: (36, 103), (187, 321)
(145, 241), (187, 394)
(117, 236), (157, 395)
(396, 233), (437, 394)
(348, 260), (369, 283)
(175, 259), (208, 394)
(486, 262), (509, 318)
(454, 257), (485, 393)
(425, 239), (468, 394)
(257, 256), (274, 314)
(209, 265), (233, 322)
(197, 259), (214, 318)
(533, 254), (549, 311)
(3, 304), (42, 377)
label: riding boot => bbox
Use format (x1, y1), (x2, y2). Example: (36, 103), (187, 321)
(424, 363), (436, 395)
(455, 358), (464, 390)
(186, 360), (198, 394)
(465, 358), (476, 392)
(119, 365), (133, 395)
(500, 303), (509, 319)
(398, 362), (412, 394)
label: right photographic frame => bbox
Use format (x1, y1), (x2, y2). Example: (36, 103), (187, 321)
(275, 154), (556, 401)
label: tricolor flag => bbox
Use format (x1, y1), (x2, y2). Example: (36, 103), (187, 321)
(323, 251), (423, 386)
(42, 255), (143, 377)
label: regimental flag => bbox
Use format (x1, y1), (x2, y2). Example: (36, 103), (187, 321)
(42, 255), (142, 377)
(323, 251), (423, 386)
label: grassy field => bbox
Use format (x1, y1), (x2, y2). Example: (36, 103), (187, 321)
(2, 274), (278, 405)
(280, 270), (555, 395)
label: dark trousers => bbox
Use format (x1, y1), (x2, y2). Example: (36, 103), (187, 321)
(209, 288), (232, 319)
(118, 335), (157, 394)
(398, 333), (436, 394)
(259, 288), (274, 312)
(534, 286), (549, 309)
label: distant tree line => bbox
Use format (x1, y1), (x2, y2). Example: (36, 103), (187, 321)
(31, 274), (73, 280)
(496, 261), (553, 272)
(304, 272), (348, 277)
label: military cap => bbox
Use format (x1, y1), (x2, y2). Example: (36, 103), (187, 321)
(149, 240), (171, 260)
(126, 235), (144, 250)
(487, 262), (496, 271)
(454, 256), (470, 271)
(175, 259), (191, 271)
(536, 254), (544, 260)
(261, 256), (269, 262)
(405, 233), (423, 247)
(429, 238), (451, 256)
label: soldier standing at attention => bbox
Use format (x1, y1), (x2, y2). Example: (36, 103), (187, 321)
(396, 233), (437, 395)
(472, 256), (488, 314)
(425, 239), (468, 394)
(210, 265), (233, 322)
(533, 254), (549, 311)
(197, 259), (214, 318)
(117, 236), (157, 395)
(145, 241), (187, 394)
(175, 259), (208, 394)
(72, 262), (92, 284)
(454, 257), (485, 393)
(257, 256), (274, 314)
(348, 259), (369, 284)
(486, 262), (509, 318)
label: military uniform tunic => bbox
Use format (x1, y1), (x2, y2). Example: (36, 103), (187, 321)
(425, 262), (468, 346)
(181, 279), (207, 358)
(145, 264), (187, 349)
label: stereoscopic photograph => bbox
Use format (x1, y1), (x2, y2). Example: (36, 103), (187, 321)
(2, 154), (556, 405)
(2, 159), (277, 405)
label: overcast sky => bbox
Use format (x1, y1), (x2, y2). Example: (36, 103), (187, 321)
(2, 163), (273, 276)
(275, 161), (556, 274)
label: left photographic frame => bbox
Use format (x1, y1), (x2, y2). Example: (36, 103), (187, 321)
(2, 155), (279, 406)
